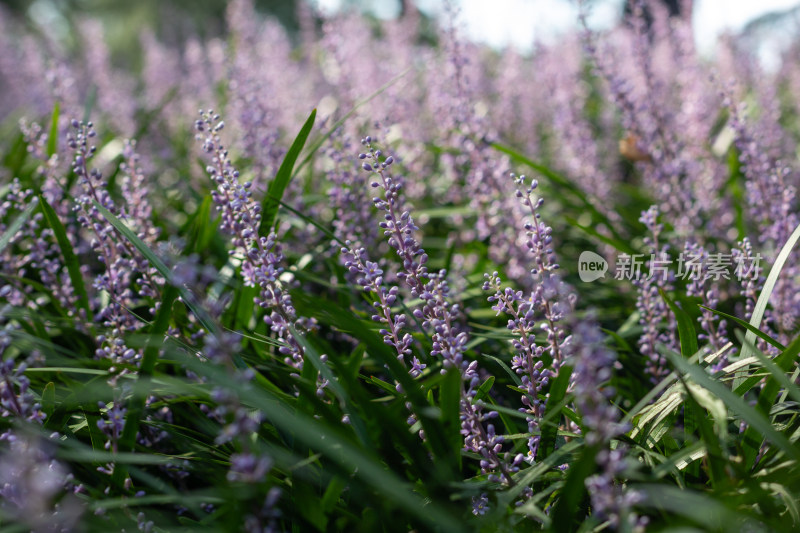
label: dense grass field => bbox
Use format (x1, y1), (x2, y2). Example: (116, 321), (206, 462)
(1, 0), (800, 531)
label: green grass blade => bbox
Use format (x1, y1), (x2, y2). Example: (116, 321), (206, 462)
(636, 484), (761, 531)
(500, 440), (581, 504)
(92, 200), (217, 335)
(661, 289), (700, 437)
(171, 348), (467, 533)
(549, 443), (598, 531)
(47, 101), (60, 158)
(667, 350), (800, 463)
(472, 376), (495, 404)
(735, 220), (800, 388)
(440, 368), (463, 468)
(39, 195), (93, 320)
(290, 290), (458, 471)
(678, 376), (727, 487)
(259, 108), (316, 234)
(735, 332), (800, 468)
(699, 304), (784, 351)
(112, 284), (179, 487)
(661, 289), (699, 357)
(293, 65), (414, 177)
(41, 381), (55, 419)
(539, 364), (572, 461)
(747, 333), (800, 407)
(622, 344), (710, 426)
(0, 201), (36, 254)
(491, 142), (635, 254)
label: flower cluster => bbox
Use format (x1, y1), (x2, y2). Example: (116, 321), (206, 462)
(635, 205), (677, 380)
(195, 110), (316, 372)
(359, 138), (519, 485)
(1, 0), (799, 529)
(485, 174), (573, 461)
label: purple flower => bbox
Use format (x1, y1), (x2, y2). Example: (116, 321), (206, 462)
(360, 138), (518, 485)
(484, 174), (573, 461)
(341, 243), (414, 362)
(634, 206), (677, 380)
(195, 110), (318, 372)
(227, 453), (273, 483)
(0, 433), (81, 530)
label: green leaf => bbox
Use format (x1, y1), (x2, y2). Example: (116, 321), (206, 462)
(699, 304), (784, 351)
(622, 341), (709, 426)
(735, 219), (800, 388)
(726, 146), (747, 241)
(112, 284), (178, 487)
(367, 375), (397, 395)
(736, 332), (800, 468)
(539, 365), (572, 461)
(41, 382), (55, 419)
(321, 474), (346, 515)
(491, 142), (635, 255)
(39, 195), (92, 320)
(3, 132), (28, 178)
(171, 348), (467, 533)
(499, 440), (581, 505)
(661, 289), (699, 438)
(289, 325), (373, 451)
(661, 289), (699, 358)
(92, 200), (217, 335)
(667, 350), (800, 463)
(181, 194), (216, 253)
(680, 379), (727, 487)
(259, 109), (316, 234)
(472, 376), (495, 404)
(749, 336), (800, 408)
(0, 201), (36, 254)
(440, 368), (462, 467)
(636, 484), (761, 531)
(293, 66), (413, 177)
(290, 291), (458, 474)
(47, 101), (60, 158)
(549, 443), (598, 531)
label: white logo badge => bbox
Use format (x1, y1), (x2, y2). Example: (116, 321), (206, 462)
(578, 251), (608, 282)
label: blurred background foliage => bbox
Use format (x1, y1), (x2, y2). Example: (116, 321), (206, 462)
(1, 0), (798, 70)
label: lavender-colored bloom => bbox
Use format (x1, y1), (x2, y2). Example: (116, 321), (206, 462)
(341, 242), (414, 363)
(361, 138), (471, 374)
(0, 359), (45, 425)
(227, 453), (273, 483)
(327, 130), (381, 254)
(568, 318), (645, 529)
(484, 174), (573, 461)
(569, 319), (627, 445)
(725, 93), (800, 342)
(581, 2), (727, 238)
(731, 237), (762, 322)
(471, 492), (489, 516)
(137, 511), (155, 533)
(360, 138), (517, 486)
(68, 120), (159, 368)
(243, 487), (283, 533)
(0, 433), (82, 531)
(195, 109), (318, 372)
(97, 399), (127, 454)
(635, 205), (677, 380)
(682, 241), (732, 369)
(584, 448), (646, 531)
(226, 0), (286, 194)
